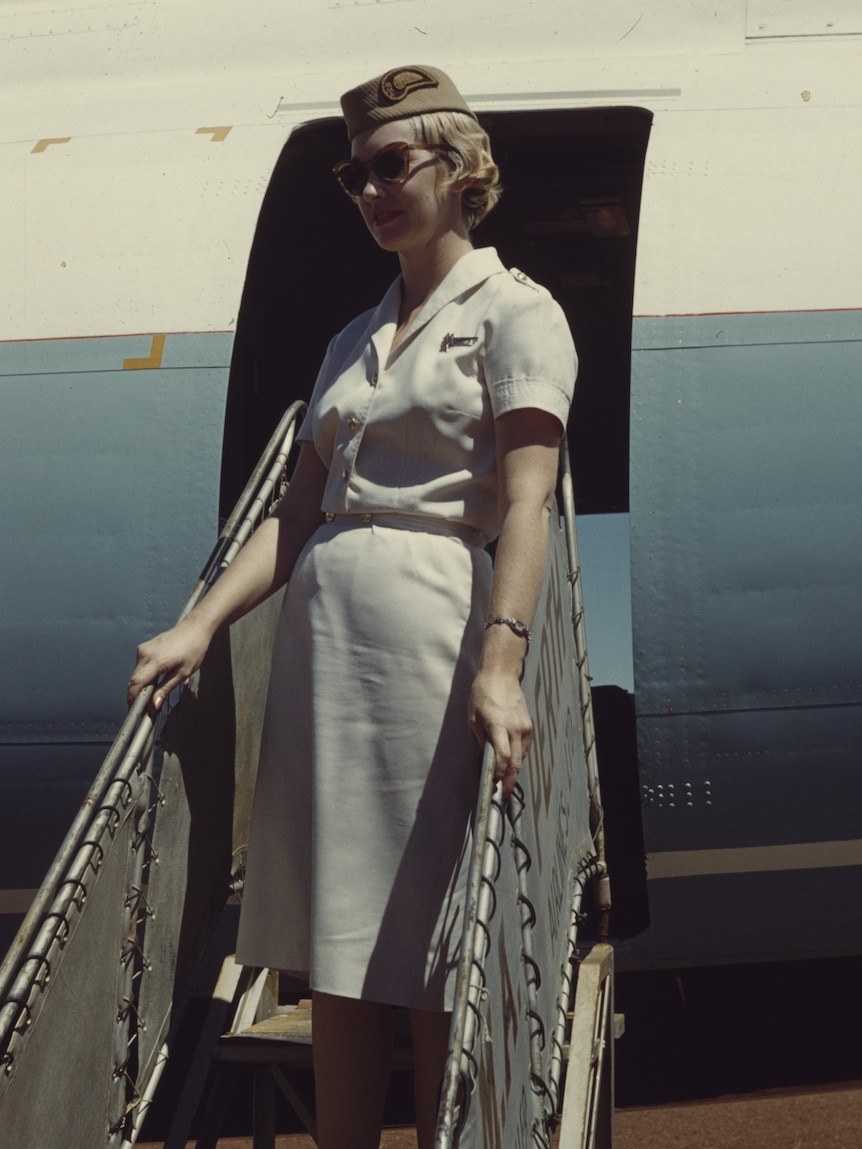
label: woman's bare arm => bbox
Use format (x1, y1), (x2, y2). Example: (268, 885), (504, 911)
(468, 407), (562, 796)
(128, 442), (328, 709)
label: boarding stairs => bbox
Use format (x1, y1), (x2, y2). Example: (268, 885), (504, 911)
(0, 402), (619, 1149)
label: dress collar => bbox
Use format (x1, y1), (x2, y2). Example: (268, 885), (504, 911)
(370, 247), (505, 366)
(405, 246), (504, 338)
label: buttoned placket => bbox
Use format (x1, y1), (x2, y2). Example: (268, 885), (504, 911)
(321, 251), (505, 515)
(336, 328), (389, 511)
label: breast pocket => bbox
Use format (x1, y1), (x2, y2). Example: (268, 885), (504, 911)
(428, 340), (486, 420)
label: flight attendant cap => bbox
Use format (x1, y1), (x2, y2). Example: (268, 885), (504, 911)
(340, 65), (477, 140)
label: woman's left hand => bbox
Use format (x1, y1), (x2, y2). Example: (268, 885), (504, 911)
(468, 666), (533, 798)
(469, 406), (561, 799)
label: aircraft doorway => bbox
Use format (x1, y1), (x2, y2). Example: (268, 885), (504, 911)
(222, 105), (651, 515)
(222, 104), (653, 937)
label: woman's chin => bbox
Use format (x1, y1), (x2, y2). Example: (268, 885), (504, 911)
(367, 223), (405, 251)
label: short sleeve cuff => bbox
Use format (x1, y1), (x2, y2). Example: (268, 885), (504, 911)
(489, 377), (572, 430)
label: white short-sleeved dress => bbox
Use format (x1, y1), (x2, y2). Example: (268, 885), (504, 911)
(236, 247), (576, 1010)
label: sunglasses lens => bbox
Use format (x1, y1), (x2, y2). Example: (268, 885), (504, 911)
(374, 147), (409, 183)
(338, 160), (364, 197)
(334, 145), (413, 198)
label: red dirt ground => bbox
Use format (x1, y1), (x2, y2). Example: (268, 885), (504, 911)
(140, 1080), (862, 1149)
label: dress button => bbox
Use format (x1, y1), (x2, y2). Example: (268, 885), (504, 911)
(347, 417), (358, 431)
(371, 373), (378, 386)
(360, 513), (372, 524)
(341, 469), (349, 481)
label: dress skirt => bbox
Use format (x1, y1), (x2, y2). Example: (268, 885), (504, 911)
(235, 514), (493, 1011)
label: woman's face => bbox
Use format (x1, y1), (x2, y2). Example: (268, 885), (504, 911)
(349, 118), (464, 257)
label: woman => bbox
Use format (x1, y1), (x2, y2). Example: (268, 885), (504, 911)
(128, 65), (576, 1149)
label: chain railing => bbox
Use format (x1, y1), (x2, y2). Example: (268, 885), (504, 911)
(0, 401), (306, 1146)
(436, 434), (610, 1148)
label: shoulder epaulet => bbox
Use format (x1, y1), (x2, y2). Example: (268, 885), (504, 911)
(508, 267), (543, 293)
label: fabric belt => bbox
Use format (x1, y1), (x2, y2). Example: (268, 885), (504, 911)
(323, 511), (486, 549)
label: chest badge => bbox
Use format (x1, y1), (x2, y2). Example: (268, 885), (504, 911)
(440, 333), (478, 353)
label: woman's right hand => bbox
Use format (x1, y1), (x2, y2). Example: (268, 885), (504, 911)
(127, 614), (214, 711)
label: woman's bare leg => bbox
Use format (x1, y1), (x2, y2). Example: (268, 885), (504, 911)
(409, 1007), (451, 1149)
(312, 991), (394, 1149)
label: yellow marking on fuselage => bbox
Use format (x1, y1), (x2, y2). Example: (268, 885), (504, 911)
(32, 137), (71, 153)
(196, 126), (232, 142)
(123, 334), (165, 371)
(647, 838), (862, 880)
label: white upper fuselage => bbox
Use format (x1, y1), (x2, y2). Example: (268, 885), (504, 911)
(2, 0), (861, 342)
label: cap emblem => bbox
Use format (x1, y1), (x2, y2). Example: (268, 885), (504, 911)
(379, 66), (439, 104)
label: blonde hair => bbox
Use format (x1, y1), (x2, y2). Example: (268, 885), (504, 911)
(413, 110), (501, 231)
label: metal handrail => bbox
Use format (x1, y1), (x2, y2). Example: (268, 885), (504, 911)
(437, 743), (502, 1149)
(559, 436), (611, 916)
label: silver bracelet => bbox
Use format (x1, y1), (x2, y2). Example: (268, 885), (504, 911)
(484, 616), (531, 654)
